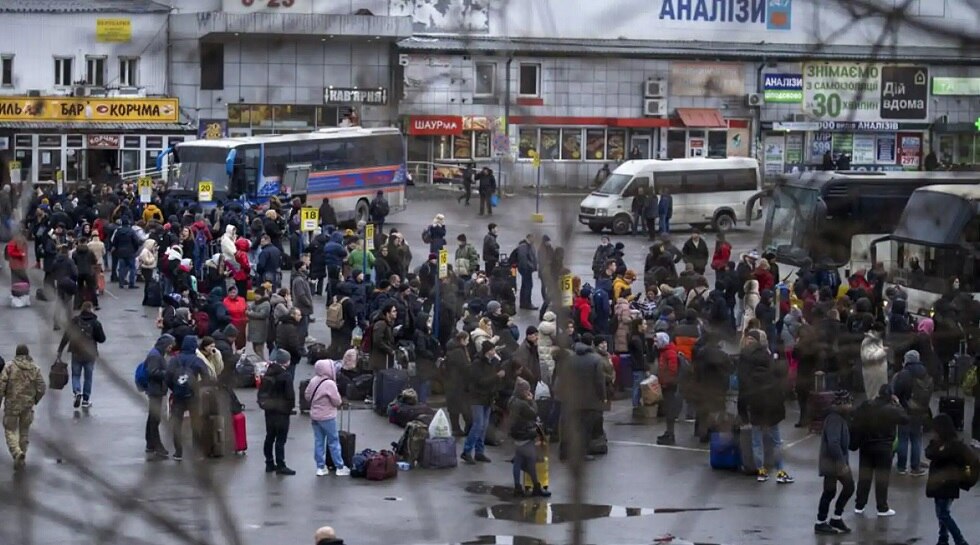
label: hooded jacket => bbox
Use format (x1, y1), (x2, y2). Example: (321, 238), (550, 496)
(324, 232), (347, 267)
(143, 336), (174, 397)
(741, 279), (760, 327)
(537, 311), (558, 379)
(246, 296), (272, 344)
(223, 292), (248, 330)
(220, 225), (237, 266)
(165, 336), (209, 399)
(860, 332), (889, 398)
(925, 415), (977, 499)
(892, 359), (931, 418)
(612, 298), (633, 353)
(819, 409), (851, 477)
(0, 355), (46, 416)
(555, 343), (606, 410)
(306, 359), (343, 421)
(259, 361), (295, 415)
(137, 239), (159, 270)
(73, 242), (98, 276)
(256, 242), (283, 277)
(291, 268), (314, 316)
(57, 310), (107, 360)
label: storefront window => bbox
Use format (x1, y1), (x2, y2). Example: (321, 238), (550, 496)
(560, 128), (582, 160)
(607, 130), (626, 161)
(957, 133), (976, 165)
(474, 131), (491, 159)
(667, 130), (686, 159)
(453, 132), (472, 159)
(585, 129), (605, 161)
(436, 136), (452, 160)
(121, 150), (139, 173)
(708, 131), (727, 158)
(275, 105), (316, 131)
(540, 128), (560, 160)
(518, 128), (538, 158)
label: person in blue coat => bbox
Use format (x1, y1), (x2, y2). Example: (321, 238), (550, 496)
(658, 189), (673, 234)
(323, 231), (348, 300)
(592, 277), (612, 340)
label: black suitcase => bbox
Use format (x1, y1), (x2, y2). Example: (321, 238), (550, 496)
(940, 341), (968, 431)
(374, 367), (409, 416)
(299, 379), (312, 413)
(327, 405), (356, 470)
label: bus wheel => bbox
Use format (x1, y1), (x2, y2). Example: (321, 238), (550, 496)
(588, 223), (604, 234)
(355, 199), (370, 225)
(712, 212), (736, 233)
(611, 215), (632, 235)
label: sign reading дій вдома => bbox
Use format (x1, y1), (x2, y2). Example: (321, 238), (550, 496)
(803, 63), (929, 122)
(658, 0), (792, 30)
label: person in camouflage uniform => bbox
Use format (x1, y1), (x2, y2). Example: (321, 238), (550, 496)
(0, 345), (47, 470)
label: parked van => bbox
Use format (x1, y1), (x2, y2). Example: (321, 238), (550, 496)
(578, 157), (762, 234)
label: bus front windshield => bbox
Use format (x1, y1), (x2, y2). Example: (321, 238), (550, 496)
(596, 174), (632, 195)
(764, 184), (818, 254)
(172, 147), (231, 195)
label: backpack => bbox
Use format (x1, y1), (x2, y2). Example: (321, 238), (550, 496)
(326, 297), (348, 329)
(193, 227), (208, 257)
(687, 288), (707, 314)
(192, 310), (210, 337)
(257, 373), (284, 412)
(372, 198), (390, 217)
(962, 448), (980, 491)
(394, 419), (429, 467)
(360, 320), (377, 353)
(171, 362), (195, 399)
(75, 316), (96, 342)
(422, 226), (432, 244)
(908, 375), (934, 415)
(134, 360), (149, 392)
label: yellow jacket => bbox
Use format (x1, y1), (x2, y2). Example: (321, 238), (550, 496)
(142, 204), (163, 224)
(612, 277), (635, 301)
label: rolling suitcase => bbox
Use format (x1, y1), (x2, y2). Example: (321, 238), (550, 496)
(232, 412), (248, 454)
(523, 447), (550, 491)
(374, 367), (409, 416)
(328, 404), (357, 470)
(940, 341), (968, 431)
(208, 415), (225, 458)
(299, 379), (312, 414)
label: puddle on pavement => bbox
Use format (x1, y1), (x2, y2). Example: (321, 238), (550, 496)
(478, 503), (659, 524)
(459, 536), (552, 545)
(465, 482), (527, 501)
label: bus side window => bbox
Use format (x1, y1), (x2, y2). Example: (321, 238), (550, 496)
(655, 172), (682, 194)
(319, 140), (348, 171)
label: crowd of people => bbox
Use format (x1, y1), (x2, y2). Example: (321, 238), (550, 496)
(1, 180), (979, 542)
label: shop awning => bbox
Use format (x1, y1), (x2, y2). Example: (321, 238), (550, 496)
(676, 108), (727, 128)
(0, 121), (192, 131)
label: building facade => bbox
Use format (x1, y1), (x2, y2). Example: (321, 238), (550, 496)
(396, 0), (980, 187)
(0, 0), (190, 187)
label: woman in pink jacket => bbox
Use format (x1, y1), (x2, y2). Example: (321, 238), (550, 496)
(305, 359), (348, 476)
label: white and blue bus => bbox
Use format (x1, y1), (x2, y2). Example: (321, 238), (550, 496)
(160, 127), (407, 223)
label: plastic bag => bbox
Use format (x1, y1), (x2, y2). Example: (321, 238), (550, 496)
(640, 375), (662, 406)
(428, 409), (452, 438)
(534, 381), (551, 400)
(490, 194), (500, 207)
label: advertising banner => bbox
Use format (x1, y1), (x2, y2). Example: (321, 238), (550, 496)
(0, 97), (178, 123)
(763, 73), (803, 103)
(803, 63), (928, 122)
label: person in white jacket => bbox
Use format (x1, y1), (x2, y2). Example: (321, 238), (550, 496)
(860, 324), (889, 400)
(537, 311), (558, 385)
(305, 359), (348, 476)
(741, 279), (761, 335)
(220, 225), (238, 273)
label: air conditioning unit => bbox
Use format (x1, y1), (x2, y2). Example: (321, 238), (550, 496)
(87, 87), (108, 97)
(114, 86), (145, 97)
(398, 54), (410, 67)
(645, 79), (665, 98)
(27, 89), (41, 97)
(643, 98), (667, 117)
(746, 93), (763, 107)
(73, 86), (87, 97)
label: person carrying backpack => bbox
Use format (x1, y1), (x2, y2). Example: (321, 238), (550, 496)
(892, 350), (932, 476)
(165, 335), (210, 461)
(369, 190), (390, 231)
(56, 301), (107, 410)
(925, 413), (978, 545)
(143, 334), (175, 460)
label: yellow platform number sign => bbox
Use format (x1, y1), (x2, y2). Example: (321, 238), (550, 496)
(198, 180), (214, 202)
(137, 175), (153, 203)
(438, 248), (449, 279)
(301, 207), (318, 232)
(365, 223), (375, 250)
(561, 274), (574, 307)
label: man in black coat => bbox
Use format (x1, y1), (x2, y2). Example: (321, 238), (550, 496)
(681, 230), (710, 275)
(111, 217), (140, 290)
(274, 308), (305, 381)
(458, 163), (475, 205)
(318, 198), (338, 230)
(476, 167), (497, 217)
(741, 330), (794, 484)
(461, 341), (504, 464)
(556, 333), (607, 462)
(483, 223), (500, 274)
(851, 384), (908, 516)
(258, 349), (296, 475)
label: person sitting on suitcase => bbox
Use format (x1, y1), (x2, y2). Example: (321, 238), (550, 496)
(259, 349), (297, 475)
(508, 378), (551, 498)
(306, 358), (350, 477)
(815, 390), (855, 535)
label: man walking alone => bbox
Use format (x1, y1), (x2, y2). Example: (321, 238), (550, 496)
(0, 345), (47, 470)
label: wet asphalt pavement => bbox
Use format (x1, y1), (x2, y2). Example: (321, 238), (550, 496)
(0, 186), (975, 545)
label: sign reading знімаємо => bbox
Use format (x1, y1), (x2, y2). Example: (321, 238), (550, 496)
(658, 0), (792, 30)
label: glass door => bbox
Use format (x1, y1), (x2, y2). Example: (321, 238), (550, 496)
(630, 135), (651, 159)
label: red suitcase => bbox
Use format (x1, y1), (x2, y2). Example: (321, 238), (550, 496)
(232, 412), (247, 454)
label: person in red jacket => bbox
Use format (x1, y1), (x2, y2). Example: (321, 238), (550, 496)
(223, 285), (248, 350)
(572, 285), (594, 335)
(5, 234), (29, 285)
(753, 258), (775, 293)
(711, 233), (732, 273)
(655, 331), (681, 445)
(232, 238), (251, 295)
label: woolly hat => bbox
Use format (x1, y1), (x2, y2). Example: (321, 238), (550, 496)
(903, 350), (921, 364)
(487, 300), (502, 314)
(342, 348), (358, 371)
(513, 377), (531, 398)
(271, 348), (291, 364)
(480, 340), (496, 355)
(654, 332), (670, 348)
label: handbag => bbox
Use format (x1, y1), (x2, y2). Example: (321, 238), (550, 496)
(49, 358), (69, 390)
